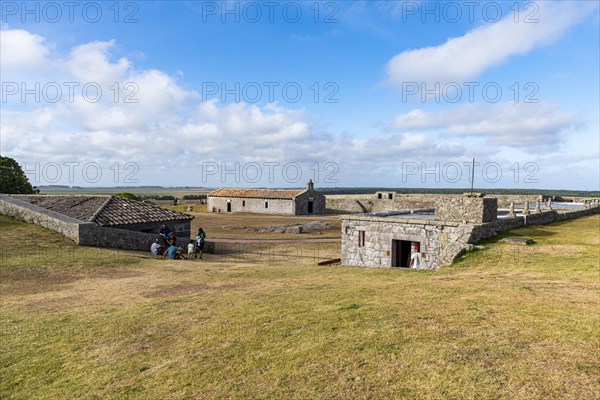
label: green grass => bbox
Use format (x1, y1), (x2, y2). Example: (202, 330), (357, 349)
(1, 214), (598, 399)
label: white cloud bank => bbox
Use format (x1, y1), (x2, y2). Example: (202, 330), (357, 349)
(385, 2), (599, 86)
(0, 26), (595, 188)
(1, 27), (471, 172)
(392, 102), (582, 148)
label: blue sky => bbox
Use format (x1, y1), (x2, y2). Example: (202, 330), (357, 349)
(1, 1), (599, 189)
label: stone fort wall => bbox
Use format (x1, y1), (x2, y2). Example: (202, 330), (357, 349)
(341, 204), (600, 270)
(0, 195), (159, 252)
(326, 193), (596, 214)
(435, 197), (497, 223)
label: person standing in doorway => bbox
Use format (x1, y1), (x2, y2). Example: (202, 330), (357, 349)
(410, 244), (422, 269)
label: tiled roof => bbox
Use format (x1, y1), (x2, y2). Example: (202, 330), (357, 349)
(208, 188), (305, 199)
(14, 195), (192, 226)
(92, 196), (192, 226)
(14, 195), (110, 221)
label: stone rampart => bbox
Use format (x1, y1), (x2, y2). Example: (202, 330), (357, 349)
(0, 194), (178, 253)
(0, 195), (81, 241)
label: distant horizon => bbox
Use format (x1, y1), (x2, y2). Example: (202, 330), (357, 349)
(35, 185), (600, 196)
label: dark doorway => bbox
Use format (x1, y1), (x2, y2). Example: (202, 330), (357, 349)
(391, 240), (412, 268)
(307, 201), (314, 214)
(227, 203), (231, 212)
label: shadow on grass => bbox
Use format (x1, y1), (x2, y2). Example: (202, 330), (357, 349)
(478, 226), (558, 246)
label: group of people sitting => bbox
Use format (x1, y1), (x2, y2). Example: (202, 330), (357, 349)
(150, 224), (207, 260)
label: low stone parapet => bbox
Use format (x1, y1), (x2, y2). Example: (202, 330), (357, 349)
(0, 194), (81, 242)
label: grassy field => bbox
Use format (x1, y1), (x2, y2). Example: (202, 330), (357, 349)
(1, 214), (598, 399)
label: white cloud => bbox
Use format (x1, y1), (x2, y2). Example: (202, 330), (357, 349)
(1, 27), (593, 188)
(0, 28), (49, 70)
(385, 2), (599, 86)
(392, 102), (582, 148)
(66, 40), (130, 86)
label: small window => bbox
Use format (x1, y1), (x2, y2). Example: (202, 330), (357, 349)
(378, 193), (382, 199)
(388, 193), (393, 200)
(265, 201), (269, 209)
(242, 201), (245, 207)
(358, 230), (365, 247)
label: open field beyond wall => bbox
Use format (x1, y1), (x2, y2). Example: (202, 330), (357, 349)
(0, 214), (599, 399)
(163, 205), (342, 240)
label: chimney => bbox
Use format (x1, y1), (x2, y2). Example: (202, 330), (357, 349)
(307, 179), (314, 190)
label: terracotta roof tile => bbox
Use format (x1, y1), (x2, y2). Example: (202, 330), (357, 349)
(14, 195), (192, 226)
(14, 195), (109, 221)
(93, 196), (192, 226)
(208, 188), (305, 199)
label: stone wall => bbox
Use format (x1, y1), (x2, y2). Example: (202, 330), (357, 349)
(110, 220), (191, 239)
(294, 190), (326, 215)
(468, 218), (525, 244)
(0, 195), (81, 241)
(555, 207), (600, 221)
(341, 205), (599, 270)
(150, 199), (205, 206)
(341, 216), (474, 270)
(325, 194), (437, 214)
(0, 194), (189, 253)
(208, 196), (296, 214)
(435, 197), (497, 223)
(325, 193), (597, 213)
(207, 187), (326, 215)
(468, 208), (600, 244)
(78, 223), (157, 251)
(523, 211), (557, 226)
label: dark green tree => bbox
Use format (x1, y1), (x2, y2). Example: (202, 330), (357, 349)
(0, 156), (39, 194)
(115, 192), (143, 202)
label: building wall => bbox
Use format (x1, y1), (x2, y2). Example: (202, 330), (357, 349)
(207, 196), (295, 215)
(110, 220), (191, 239)
(341, 217), (473, 270)
(374, 192), (396, 200)
(294, 190), (326, 215)
(78, 223), (157, 251)
(435, 197), (497, 223)
(341, 206), (600, 269)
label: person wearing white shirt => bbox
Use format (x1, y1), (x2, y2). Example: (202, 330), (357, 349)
(410, 245), (422, 269)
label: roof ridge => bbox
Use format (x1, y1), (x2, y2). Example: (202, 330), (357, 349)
(89, 195), (114, 223)
(137, 198), (192, 218)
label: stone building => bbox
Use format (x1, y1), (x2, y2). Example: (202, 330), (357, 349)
(341, 194), (600, 270)
(341, 196), (498, 270)
(10, 195), (193, 238)
(374, 191), (396, 200)
(207, 180), (325, 215)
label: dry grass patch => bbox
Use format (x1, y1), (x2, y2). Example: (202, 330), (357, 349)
(1, 214), (599, 399)
(144, 282), (250, 298)
(187, 212), (342, 239)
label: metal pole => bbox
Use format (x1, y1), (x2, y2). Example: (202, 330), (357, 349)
(470, 158), (475, 196)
